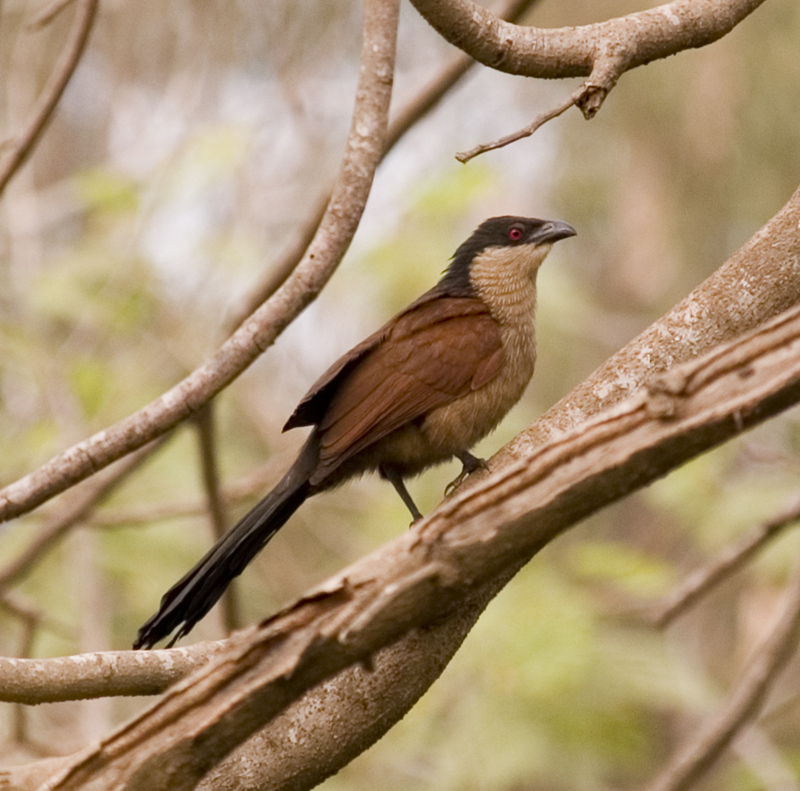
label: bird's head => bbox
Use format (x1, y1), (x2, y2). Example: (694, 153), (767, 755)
(439, 216), (576, 297)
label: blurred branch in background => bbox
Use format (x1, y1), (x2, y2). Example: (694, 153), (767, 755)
(0, 0), (98, 196)
(647, 494), (800, 628)
(192, 405), (241, 634)
(0, 440), (167, 596)
(645, 554), (800, 791)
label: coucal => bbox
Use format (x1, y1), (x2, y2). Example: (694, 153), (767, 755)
(135, 215), (576, 649)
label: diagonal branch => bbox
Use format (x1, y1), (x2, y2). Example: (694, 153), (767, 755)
(226, 0), (541, 328)
(194, 182), (800, 791)
(0, 440), (167, 595)
(4, 182), (799, 791)
(0, 0), (98, 196)
(644, 554), (800, 791)
(647, 495), (800, 627)
(0, 0), (398, 526)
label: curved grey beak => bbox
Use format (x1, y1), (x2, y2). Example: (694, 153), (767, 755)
(530, 219), (577, 245)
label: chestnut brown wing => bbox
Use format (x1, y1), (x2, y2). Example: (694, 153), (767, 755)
(311, 296), (503, 481)
(285, 287), (455, 431)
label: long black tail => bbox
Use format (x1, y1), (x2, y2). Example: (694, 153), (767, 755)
(134, 449), (314, 649)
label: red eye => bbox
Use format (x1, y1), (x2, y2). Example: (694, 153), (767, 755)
(508, 225), (523, 241)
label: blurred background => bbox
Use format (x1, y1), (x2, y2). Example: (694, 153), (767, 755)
(1, 0), (800, 788)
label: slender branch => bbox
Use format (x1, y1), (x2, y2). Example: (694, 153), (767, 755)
(456, 89), (577, 162)
(647, 495), (800, 627)
(0, 0), (397, 525)
(28, 0), (80, 29)
(644, 554), (800, 791)
(225, 0), (541, 330)
(0, 0), (98, 196)
(89, 462), (284, 527)
(30, 297), (800, 791)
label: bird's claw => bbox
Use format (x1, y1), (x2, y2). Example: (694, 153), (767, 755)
(444, 473), (466, 497)
(444, 456), (489, 496)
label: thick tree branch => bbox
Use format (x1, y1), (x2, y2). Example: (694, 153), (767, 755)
(0, 0), (98, 196)
(196, 183), (800, 791)
(0, 0), (398, 525)
(22, 295), (800, 791)
(4, 183), (797, 791)
(410, 0), (765, 81)
(506, 182), (800, 457)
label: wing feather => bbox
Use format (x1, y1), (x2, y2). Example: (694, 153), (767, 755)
(313, 296), (503, 479)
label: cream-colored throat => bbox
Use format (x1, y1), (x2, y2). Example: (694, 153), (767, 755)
(468, 242), (550, 325)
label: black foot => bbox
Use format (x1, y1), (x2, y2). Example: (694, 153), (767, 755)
(445, 451), (489, 496)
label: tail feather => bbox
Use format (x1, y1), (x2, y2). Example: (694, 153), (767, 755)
(135, 463), (311, 649)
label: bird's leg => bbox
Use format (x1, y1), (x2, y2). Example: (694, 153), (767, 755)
(381, 466), (423, 523)
(445, 450), (489, 496)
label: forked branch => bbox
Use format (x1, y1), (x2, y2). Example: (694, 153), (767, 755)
(410, 0), (767, 158)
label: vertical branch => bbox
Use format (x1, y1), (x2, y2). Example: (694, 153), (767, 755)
(193, 405), (240, 634)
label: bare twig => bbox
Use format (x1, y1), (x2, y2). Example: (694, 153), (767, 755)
(644, 554), (800, 791)
(89, 462), (285, 527)
(0, 0), (397, 525)
(0, 0), (98, 196)
(193, 405), (240, 634)
(0, 591), (70, 638)
(647, 494), (800, 627)
(456, 89), (577, 162)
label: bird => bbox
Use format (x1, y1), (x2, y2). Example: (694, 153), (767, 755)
(134, 215), (576, 649)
